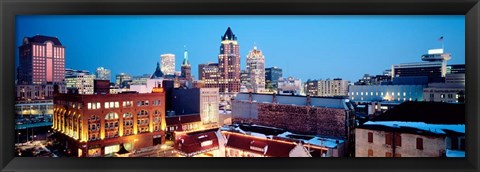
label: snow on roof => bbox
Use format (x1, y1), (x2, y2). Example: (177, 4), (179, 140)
(221, 124), (344, 149)
(363, 121), (465, 134)
(277, 132), (343, 148)
(446, 149), (465, 157)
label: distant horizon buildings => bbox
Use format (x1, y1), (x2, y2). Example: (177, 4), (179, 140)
(95, 67), (111, 81)
(65, 69), (95, 95)
(115, 73), (132, 88)
(161, 54), (175, 76)
(306, 78), (349, 97)
(18, 35), (66, 85)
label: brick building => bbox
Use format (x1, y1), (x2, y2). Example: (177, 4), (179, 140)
(231, 93), (355, 156)
(355, 101), (465, 157)
(52, 91), (166, 157)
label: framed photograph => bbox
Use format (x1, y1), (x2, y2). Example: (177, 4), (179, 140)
(1, 0), (478, 172)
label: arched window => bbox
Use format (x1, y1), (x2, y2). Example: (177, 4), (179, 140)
(137, 110), (148, 116)
(105, 112), (119, 120)
(123, 112), (134, 136)
(104, 112), (119, 139)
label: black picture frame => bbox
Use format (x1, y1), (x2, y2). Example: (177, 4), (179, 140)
(1, 0), (478, 172)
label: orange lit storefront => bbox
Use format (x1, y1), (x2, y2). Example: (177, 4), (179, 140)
(52, 91), (166, 157)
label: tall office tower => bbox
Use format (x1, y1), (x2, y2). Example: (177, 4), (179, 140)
(18, 35), (66, 85)
(95, 67), (111, 81)
(181, 48), (192, 81)
(246, 45), (266, 93)
(265, 66), (283, 91)
(161, 53), (175, 75)
(217, 27), (241, 93)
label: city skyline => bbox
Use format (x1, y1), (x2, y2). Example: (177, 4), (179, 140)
(15, 15), (465, 82)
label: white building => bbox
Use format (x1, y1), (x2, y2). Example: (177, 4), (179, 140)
(246, 46), (266, 93)
(317, 78), (349, 96)
(65, 70), (95, 95)
(200, 88), (220, 128)
(129, 78), (164, 93)
(161, 54), (175, 76)
(277, 77), (302, 95)
(95, 67), (111, 81)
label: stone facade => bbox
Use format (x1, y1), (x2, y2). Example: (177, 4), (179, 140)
(356, 128), (446, 157)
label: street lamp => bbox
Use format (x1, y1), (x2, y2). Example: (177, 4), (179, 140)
(17, 132), (21, 143)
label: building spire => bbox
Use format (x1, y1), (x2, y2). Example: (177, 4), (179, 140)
(182, 45), (190, 66)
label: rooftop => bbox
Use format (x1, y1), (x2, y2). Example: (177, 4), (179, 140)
(23, 35), (63, 46)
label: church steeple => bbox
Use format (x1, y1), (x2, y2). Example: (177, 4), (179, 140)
(151, 62), (164, 79)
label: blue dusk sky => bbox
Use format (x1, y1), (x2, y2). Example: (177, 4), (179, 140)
(15, 15), (465, 82)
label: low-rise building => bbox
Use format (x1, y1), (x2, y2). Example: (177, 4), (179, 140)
(173, 128), (226, 157)
(355, 101), (465, 157)
(52, 90), (166, 157)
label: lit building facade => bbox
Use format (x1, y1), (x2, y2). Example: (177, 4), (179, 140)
(265, 66), (283, 91)
(305, 80), (319, 96)
(65, 70), (95, 95)
(95, 67), (111, 81)
(240, 70), (250, 91)
(161, 54), (175, 76)
(246, 46), (266, 93)
(199, 88), (220, 128)
(18, 35), (65, 85)
(52, 91), (166, 157)
(307, 78), (349, 97)
(16, 84), (66, 101)
(217, 27), (241, 93)
(199, 63), (219, 88)
(391, 48), (451, 83)
(348, 85), (426, 102)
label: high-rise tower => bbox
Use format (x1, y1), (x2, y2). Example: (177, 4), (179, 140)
(217, 27), (241, 93)
(181, 46), (192, 81)
(246, 45), (266, 93)
(18, 35), (66, 84)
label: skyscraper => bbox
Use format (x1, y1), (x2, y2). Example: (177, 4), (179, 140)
(217, 27), (241, 93)
(181, 48), (192, 81)
(18, 35), (65, 85)
(246, 45), (266, 93)
(161, 54), (175, 76)
(265, 66), (283, 91)
(95, 67), (111, 81)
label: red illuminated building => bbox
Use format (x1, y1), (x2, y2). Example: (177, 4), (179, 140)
(52, 90), (166, 157)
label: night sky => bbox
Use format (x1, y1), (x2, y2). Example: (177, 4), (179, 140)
(16, 15), (465, 82)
